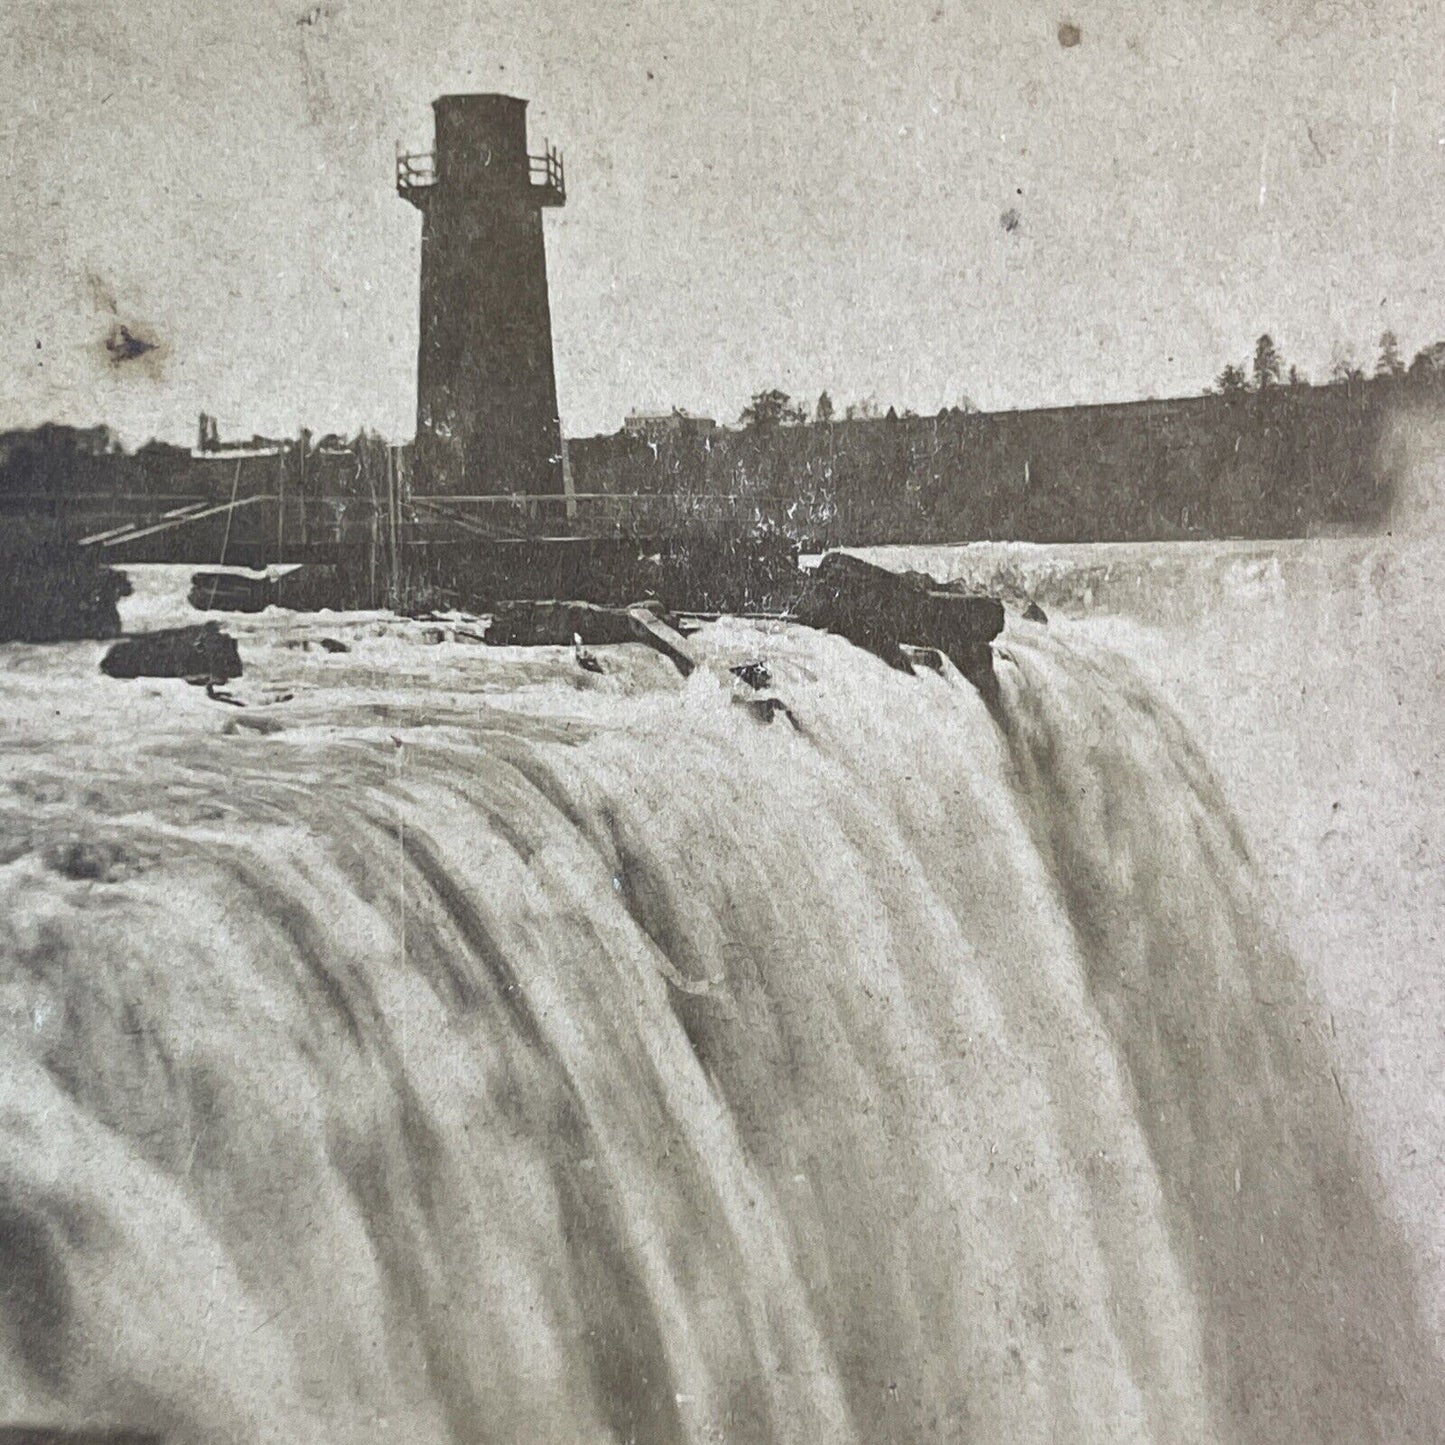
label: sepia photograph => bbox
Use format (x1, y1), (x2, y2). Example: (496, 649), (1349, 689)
(2, 1), (1444, 1440)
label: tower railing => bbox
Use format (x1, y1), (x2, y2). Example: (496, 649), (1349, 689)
(529, 144), (566, 206)
(396, 148), (436, 203)
(396, 143), (564, 206)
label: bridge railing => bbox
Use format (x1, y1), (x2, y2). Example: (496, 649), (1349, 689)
(404, 489), (821, 541)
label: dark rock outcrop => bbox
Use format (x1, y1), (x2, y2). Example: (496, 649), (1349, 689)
(190, 566), (357, 613)
(795, 552), (1004, 691)
(486, 599), (698, 676)
(485, 598), (677, 649)
(729, 660), (772, 690)
(0, 535), (131, 643)
(189, 570), (274, 613)
(100, 623), (242, 684)
(634, 533), (802, 615)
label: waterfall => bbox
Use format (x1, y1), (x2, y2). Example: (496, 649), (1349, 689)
(0, 612), (1439, 1443)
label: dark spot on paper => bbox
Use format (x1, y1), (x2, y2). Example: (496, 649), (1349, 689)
(1001, 207), (1021, 233)
(1058, 20), (1082, 47)
(86, 274), (166, 375)
(104, 323), (157, 364)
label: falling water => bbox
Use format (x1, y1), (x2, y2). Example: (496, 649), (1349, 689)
(0, 592), (1440, 1443)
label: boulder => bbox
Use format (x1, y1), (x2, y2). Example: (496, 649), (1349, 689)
(189, 570), (273, 613)
(486, 599), (675, 649)
(795, 552), (1004, 690)
(189, 565), (360, 614)
(729, 660), (773, 690)
(485, 599), (698, 677)
(100, 623), (242, 684)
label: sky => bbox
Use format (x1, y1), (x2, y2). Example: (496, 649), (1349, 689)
(2, 0), (1444, 445)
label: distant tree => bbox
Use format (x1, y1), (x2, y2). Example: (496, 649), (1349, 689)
(1214, 363), (1249, 396)
(1287, 364), (1306, 387)
(845, 396), (881, 420)
(935, 395), (980, 420)
(1329, 349), (1366, 386)
(815, 390), (835, 424)
(1408, 342), (1445, 385)
(885, 405), (899, 422)
(739, 389), (806, 429)
(1252, 333), (1282, 390)
(1376, 330), (1406, 379)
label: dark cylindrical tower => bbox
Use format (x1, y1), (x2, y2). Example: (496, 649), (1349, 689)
(399, 94), (566, 497)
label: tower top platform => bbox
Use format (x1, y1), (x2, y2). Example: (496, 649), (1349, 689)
(397, 93), (564, 208)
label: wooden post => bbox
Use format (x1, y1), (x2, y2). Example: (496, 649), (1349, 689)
(388, 444), (401, 607)
(561, 437), (578, 525)
(369, 497), (378, 608)
(361, 438), (376, 608)
(298, 434), (310, 549)
(276, 449), (286, 561)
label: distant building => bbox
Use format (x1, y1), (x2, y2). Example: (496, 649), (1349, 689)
(623, 410), (718, 441)
(0, 423), (118, 462)
(193, 412), (290, 459)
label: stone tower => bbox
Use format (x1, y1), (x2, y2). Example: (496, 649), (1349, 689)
(398, 94), (566, 498)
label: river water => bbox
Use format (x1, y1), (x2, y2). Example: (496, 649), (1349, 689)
(0, 539), (1441, 1443)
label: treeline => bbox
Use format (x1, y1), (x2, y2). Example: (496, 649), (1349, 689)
(1209, 330), (1445, 394)
(569, 380), (1402, 546)
(699, 330), (1445, 435)
(736, 388), (977, 428)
